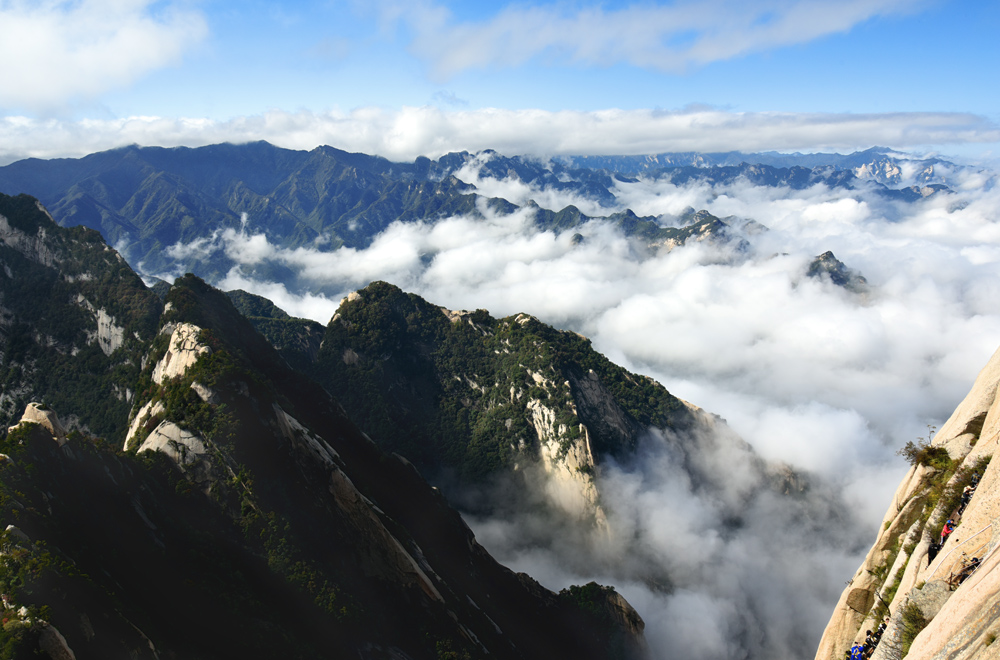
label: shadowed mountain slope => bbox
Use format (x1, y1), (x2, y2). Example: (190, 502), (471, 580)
(0, 193), (647, 659)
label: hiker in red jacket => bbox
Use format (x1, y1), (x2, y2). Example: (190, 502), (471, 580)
(941, 519), (955, 544)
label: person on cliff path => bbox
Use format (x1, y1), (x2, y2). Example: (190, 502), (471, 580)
(928, 540), (942, 563)
(850, 643), (864, 660)
(941, 519), (955, 543)
(959, 484), (975, 514)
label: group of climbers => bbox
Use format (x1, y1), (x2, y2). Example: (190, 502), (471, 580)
(844, 470), (985, 659)
(845, 620), (888, 659)
(926, 471), (982, 564)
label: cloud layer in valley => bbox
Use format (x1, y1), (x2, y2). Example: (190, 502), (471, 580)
(1, 108), (998, 167)
(147, 157), (1000, 658)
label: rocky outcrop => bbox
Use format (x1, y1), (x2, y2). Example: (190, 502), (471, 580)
(151, 323), (210, 384)
(37, 622), (77, 660)
(138, 421), (213, 486)
(7, 403), (68, 446)
(527, 397), (605, 524)
(856, 159), (903, 186)
(815, 344), (1000, 660)
(0, 212), (60, 267)
(272, 403), (340, 468)
(124, 400), (165, 451)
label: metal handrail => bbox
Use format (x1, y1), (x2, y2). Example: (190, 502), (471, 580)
(927, 522), (993, 578)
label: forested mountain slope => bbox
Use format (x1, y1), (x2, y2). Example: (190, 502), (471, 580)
(0, 193), (646, 659)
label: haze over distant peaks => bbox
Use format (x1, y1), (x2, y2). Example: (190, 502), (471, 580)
(0, 142), (949, 289)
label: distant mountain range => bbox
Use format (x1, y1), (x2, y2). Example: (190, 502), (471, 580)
(0, 142), (954, 284)
(558, 146), (949, 184)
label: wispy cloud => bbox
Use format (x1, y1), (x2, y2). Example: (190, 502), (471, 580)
(1, 107), (997, 166)
(0, 0), (208, 112)
(380, 0), (919, 79)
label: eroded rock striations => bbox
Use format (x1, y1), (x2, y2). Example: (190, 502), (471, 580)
(815, 345), (1000, 660)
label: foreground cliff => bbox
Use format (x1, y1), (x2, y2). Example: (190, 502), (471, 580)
(816, 346), (1000, 660)
(0, 193), (646, 659)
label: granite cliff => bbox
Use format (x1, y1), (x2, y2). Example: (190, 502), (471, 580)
(815, 345), (1000, 660)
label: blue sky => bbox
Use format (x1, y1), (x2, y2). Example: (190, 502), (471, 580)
(1, 0), (998, 162)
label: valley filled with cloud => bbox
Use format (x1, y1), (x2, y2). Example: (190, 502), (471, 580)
(3, 0), (999, 657)
(141, 155), (1000, 658)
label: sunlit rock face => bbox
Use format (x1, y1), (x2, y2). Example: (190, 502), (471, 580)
(7, 402), (68, 446)
(815, 345), (1000, 660)
(151, 322), (211, 385)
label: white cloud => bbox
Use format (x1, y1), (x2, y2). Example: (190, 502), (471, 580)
(1, 107), (998, 166)
(0, 0), (208, 111)
(117, 154), (1000, 659)
(383, 0), (919, 79)
(216, 269), (340, 322)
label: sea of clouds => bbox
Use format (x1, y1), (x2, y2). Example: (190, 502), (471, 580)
(152, 155), (1000, 659)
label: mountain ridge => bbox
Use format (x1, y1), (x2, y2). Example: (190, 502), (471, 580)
(0, 192), (649, 659)
(0, 142), (949, 284)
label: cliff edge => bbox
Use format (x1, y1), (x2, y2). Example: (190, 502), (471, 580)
(815, 344), (1000, 660)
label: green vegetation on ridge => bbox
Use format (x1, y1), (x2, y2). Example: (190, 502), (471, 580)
(0, 193), (161, 441)
(307, 281), (690, 485)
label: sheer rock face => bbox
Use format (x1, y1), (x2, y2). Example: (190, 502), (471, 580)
(151, 322), (211, 385)
(0, 212), (59, 268)
(815, 344), (1000, 660)
(527, 397), (605, 523)
(75, 295), (126, 356)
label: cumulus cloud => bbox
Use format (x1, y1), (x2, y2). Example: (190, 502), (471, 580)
(0, 0), (208, 111)
(381, 0), (918, 79)
(1, 107), (998, 166)
(149, 159), (1000, 658)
